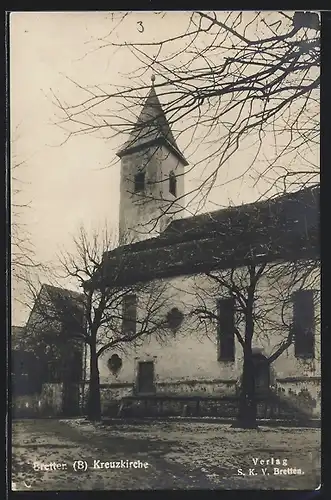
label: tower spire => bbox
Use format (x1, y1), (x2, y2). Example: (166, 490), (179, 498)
(116, 77), (188, 166)
(117, 73), (187, 243)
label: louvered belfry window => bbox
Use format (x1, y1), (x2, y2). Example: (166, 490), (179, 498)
(169, 171), (177, 196)
(134, 172), (145, 192)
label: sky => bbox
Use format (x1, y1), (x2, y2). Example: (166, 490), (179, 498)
(10, 11), (319, 325)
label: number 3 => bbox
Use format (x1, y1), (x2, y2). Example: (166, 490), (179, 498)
(137, 21), (144, 33)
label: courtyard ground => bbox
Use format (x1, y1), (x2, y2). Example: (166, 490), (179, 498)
(11, 418), (320, 491)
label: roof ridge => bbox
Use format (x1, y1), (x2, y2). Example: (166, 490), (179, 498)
(166, 184), (320, 229)
(42, 283), (84, 298)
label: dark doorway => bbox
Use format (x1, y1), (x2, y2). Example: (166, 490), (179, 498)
(252, 353), (270, 395)
(137, 361), (155, 394)
(62, 383), (81, 416)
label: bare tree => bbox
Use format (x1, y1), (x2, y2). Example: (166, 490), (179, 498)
(189, 236), (319, 428)
(82, 183), (319, 426)
(54, 10), (320, 229)
(23, 226), (171, 421)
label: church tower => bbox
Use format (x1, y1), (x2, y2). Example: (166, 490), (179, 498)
(116, 76), (188, 244)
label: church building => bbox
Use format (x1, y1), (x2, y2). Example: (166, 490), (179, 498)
(86, 77), (320, 420)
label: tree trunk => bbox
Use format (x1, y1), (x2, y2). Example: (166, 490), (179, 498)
(233, 351), (258, 429)
(233, 299), (258, 429)
(87, 343), (101, 421)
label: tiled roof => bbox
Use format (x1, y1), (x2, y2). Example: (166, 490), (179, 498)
(94, 185), (319, 288)
(110, 185), (319, 254)
(164, 185), (319, 240)
(25, 284), (85, 333)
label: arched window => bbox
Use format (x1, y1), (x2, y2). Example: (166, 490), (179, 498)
(293, 289), (315, 359)
(169, 171), (177, 196)
(217, 298), (235, 362)
(122, 294), (137, 335)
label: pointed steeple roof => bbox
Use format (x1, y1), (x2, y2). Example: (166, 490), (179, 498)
(117, 78), (188, 166)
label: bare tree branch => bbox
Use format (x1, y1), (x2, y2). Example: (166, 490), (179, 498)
(52, 11), (319, 235)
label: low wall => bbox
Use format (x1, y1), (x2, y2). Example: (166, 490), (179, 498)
(94, 379), (237, 416)
(156, 379), (237, 396)
(76, 377), (322, 419)
(100, 384), (133, 415)
(275, 377), (321, 418)
(14, 377), (320, 419)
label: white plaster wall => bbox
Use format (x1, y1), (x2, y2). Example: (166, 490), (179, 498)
(93, 260), (320, 390)
(118, 144), (186, 242)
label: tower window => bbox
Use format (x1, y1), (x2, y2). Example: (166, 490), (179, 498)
(169, 171), (177, 197)
(134, 172), (145, 192)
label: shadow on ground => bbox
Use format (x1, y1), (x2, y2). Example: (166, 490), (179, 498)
(12, 418), (321, 491)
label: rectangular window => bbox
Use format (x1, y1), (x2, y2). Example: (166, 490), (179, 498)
(122, 294), (137, 335)
(217, 298), (235, 361)
(293, 290), (315, 359)
(134, 172), (145, 192)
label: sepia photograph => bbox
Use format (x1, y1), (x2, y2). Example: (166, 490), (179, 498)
(9, 10), (320, 491)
